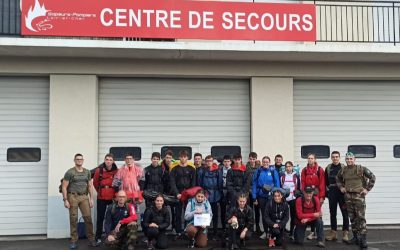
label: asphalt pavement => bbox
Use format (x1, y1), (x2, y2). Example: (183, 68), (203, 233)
(0, 229), (400, 250)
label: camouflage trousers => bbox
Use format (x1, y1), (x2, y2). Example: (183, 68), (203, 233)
(344, 192), (367, 235)
(105, 222), (138, 250)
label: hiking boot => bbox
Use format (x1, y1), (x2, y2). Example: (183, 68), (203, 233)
(348, 232), (359, 245)
(69, 242), (78, 249)
(307, 232), (317, 240)
(188, 239), (195, 248)
(359, 234), (368, 249)
(342, 230), (349, 243)
(268, 238), (275, 247)
(240, 239), (246, 248)
(147, 240), (155, 250)
(230, 243), (240, 250)
(325, 230), (337, 241)
(316, 241), (325, 248)
(88, 240), (100, 247)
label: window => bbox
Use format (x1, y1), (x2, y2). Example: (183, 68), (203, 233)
(211, 146), (241, 162)
(7, 148), (41, 162)
(394, 145), (400, 158)
(347, 145), (376, 158)
(161, 146), (192, 160)
(301, 145), (330, 159)
(109, 147), (141, 161)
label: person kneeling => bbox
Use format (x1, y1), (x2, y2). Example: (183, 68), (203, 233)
(264, 188), (289, 248)
(143, 194), (170, 250)
(227, 193), (254, 250)
(294, 187), (325, 248)
(184, 189), (213, 248)
(104, 190), (138, 250)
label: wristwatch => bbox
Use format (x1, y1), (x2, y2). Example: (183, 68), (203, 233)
(63, 198), (67, 201)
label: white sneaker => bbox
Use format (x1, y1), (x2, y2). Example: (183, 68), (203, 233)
(307, 232), (317, 240)
(260, 232), (267, 239)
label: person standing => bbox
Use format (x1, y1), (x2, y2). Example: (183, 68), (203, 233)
(197, 155), (223, 239)
(280, 161), (301, 239)
(169, 150), (197, 236)
(113, 153), (143, 203)
(324, 151), (350, 242)
(336, 152), (376, 249)
(61, 153), (99, 249)
(219, 155), (232, 232)
(245, 152), (261, 233)
(301, 153), (326, 240)
(227, 154), (249, 206)
(252, 156), (280, 240)
(93, 153), (119, 243)
(142, 152), (168, 208)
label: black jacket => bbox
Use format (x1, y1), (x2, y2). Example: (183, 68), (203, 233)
(143, 206), (170, 231)
(227, 205), (254, 230)
(169, 165), (196, 195)
(264, 199), (289, 229)
(226, 167), (248, 196)
(142, 165), (168, 194)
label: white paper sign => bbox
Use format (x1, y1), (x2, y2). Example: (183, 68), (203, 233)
(194, 213), (211, 226)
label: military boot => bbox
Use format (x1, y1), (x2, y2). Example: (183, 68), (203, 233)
(347, 231), (359, 245)
(342, 230), (349, 243)
(325, 230), (337, 241)
(359, 234), (368, 249)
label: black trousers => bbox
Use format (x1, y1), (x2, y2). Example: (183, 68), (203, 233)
(269, 227), (285, 246)
(96, 199), (113, 240)
(146, 227), (168, 249)
(220, 200), (228, 230)
(249, 193), (261, 230)
(175, 202), (184, 234)
(258, 197), (269, 234)
(288, 200), (296, 235)
(228, 226), (252, 245)
(328, 187), (350, 231)
(209, 202), (219, 233)
(294, 218), (324, 244)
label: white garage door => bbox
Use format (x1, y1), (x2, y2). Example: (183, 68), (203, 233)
(98, 78), (250, 165)
(0, 77), (49, 235)
(294, 80), (400, 225)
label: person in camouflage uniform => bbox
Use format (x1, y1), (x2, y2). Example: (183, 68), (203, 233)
(336, 152), (376, 250)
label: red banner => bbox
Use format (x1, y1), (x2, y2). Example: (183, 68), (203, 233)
(21, 0), (316, 41)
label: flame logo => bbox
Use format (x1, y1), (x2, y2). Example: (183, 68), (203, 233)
(25, 0), (50, 32)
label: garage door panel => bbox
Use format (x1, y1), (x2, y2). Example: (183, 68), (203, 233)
(295, 80), (400, 225)
(99, 78), (250, 166)
(0, 77), (49, 235)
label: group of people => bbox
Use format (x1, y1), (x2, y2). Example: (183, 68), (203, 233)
(61, 150), (376, 250)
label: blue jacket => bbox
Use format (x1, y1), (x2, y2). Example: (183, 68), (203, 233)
(252, 166), (280, 200)
(197, 164), (223, 203)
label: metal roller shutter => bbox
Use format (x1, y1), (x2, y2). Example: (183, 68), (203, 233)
(294, 80), (400, 225)
(0, 77), (49, 235)
(98, 78), (250, 166)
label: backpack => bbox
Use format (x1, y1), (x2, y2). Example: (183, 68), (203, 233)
(281, 173), (300, 191)
(295, 195), (317, 220)
(255, 167), (277, 192)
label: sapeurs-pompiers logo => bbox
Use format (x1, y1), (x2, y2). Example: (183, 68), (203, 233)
(25, 0), (52, 32)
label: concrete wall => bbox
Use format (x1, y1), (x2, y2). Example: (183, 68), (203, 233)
(47, 75), (98, 238)
(250, 77), (294, 160)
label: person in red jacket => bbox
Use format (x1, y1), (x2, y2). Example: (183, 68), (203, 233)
(93, 153), (119, 243)
(294, 187), (325, 248)
(301, 153), (326, 240)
